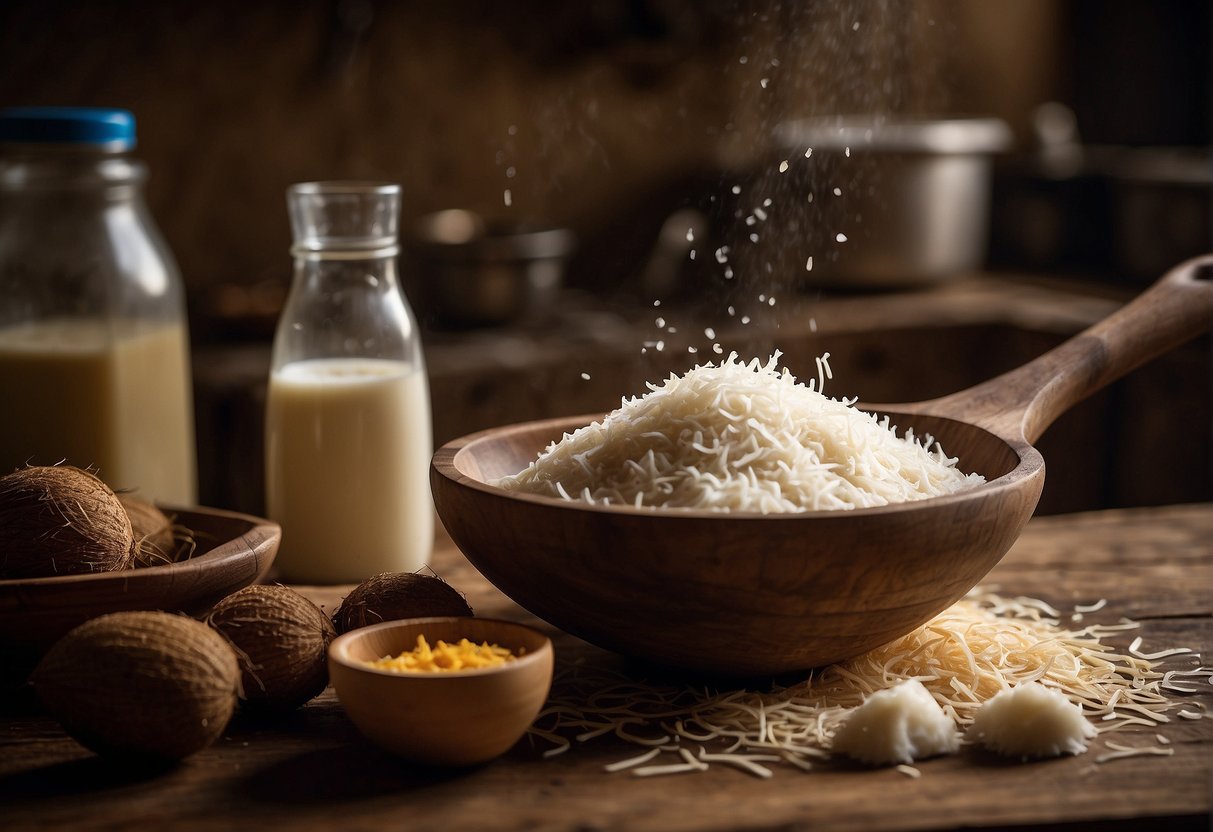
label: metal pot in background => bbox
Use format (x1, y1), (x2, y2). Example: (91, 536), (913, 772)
(405, 209), (576, 329)
(757, 116), (1012, 288)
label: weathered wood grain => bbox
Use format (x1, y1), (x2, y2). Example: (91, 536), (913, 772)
(1, 503), (1209, 832)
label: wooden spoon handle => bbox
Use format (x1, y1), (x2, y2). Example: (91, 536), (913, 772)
(921, 254), (1213, 444)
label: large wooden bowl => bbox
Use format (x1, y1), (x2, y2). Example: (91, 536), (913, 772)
(0, 505), (279, 659)
(432, 256), (1211, 676)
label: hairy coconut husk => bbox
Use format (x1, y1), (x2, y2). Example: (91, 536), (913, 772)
(30, 610), (240, 761)
(333, 571), (474, 635)
(207, 584), (336, 712)
(119, 495), (179, 567)
(0, 466), (135, 579)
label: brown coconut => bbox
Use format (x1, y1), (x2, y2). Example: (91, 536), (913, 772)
(30, 610), (240, 761)
(207, 584), (336, 712)
(119, 494), (179, 567)
(333, 571), (473, 635)
(0, 466), (135, 579)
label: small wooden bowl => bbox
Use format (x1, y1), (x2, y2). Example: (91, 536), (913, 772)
(328, 617), (554, 766)
(0, 505), (279, 659)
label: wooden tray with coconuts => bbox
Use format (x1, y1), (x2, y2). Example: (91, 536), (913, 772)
(0, 463), (490, 763)
(0, 465), (280, 656)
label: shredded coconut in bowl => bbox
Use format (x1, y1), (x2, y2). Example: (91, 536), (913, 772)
(495, 352), (984, 513)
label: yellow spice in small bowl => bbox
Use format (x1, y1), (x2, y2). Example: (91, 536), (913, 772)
(364, 634), (521, 673)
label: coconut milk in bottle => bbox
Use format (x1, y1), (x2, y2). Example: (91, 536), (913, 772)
(0, 319), (196, 504)
(266, 357), (432, 582)
(0, 107), (197, 504)
(266, 182), (433, 583)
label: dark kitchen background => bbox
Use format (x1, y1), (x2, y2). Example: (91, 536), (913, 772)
(1, 0), (1209, 515)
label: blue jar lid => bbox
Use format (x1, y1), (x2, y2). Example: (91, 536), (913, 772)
(0, 107), (136, 149)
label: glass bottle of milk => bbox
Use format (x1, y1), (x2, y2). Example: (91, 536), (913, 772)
(0, 107), (197, 504)
(266, 182), (433, 584)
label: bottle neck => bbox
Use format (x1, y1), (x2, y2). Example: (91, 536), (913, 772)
(290, 244), (400, 261)
(290, 248), (404, 301)
(274, 247), (417, 371)
(0, 146), (146, 194)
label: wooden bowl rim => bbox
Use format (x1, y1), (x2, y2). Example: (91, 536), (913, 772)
(329, 616), (554, 680)
(432, 412), (1043, 521)
(0, 504), (279, 589)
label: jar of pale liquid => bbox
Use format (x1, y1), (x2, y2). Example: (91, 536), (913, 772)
(0, 107), (196, 504)
(266, 182), (433, 583)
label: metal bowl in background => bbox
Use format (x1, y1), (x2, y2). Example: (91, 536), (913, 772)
(405, 209), (576, 329)
(762, 116), (1012, 288)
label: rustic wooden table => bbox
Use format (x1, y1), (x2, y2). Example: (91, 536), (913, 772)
(2, 504), (1210, 831)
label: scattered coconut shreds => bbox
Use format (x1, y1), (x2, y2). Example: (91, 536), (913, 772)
(1094, 741), (1177, 764)
(603, 747), (661, 772)
(1128, 636), (1193, 661)
(541, 740), (570, 759)
(528, 590), (1208, 778)
(1162, 669), (1213, 694)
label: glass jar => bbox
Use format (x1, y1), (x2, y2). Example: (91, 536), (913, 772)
(0, 106), (196, 504)
(266, 181), (433, 583)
